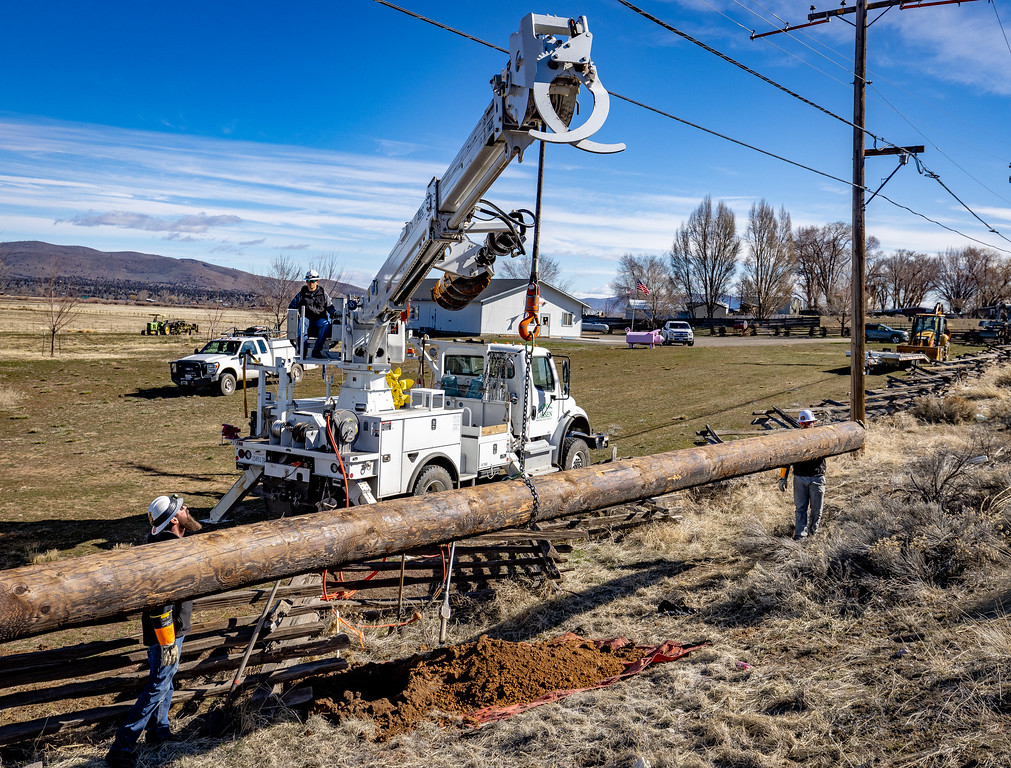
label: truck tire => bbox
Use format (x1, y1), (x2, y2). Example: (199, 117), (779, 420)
(562, 437), (590, 470)
(688, 340), (695, 346)
(290, 364), (304, 385)
(412, 465), (453, 496)
(219, 372), (237, 396)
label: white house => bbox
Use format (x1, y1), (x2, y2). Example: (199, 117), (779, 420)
(407, 279), (589, 338)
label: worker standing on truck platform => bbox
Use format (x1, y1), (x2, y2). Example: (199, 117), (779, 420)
(105, 495), (202, 768)
(289, 269), (337, 359)
(777, 410), (826, 541)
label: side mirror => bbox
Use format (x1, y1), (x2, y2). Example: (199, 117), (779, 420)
(558, 356), (571, 399)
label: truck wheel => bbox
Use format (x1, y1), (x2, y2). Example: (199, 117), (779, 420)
(890, 334), (902, 344)
(219, 373), (237, 396)
(412, 465), (452, 495)
(562, 437), (590, 470)
(290, 364), (304, 385)
(688, 340), (695, 346)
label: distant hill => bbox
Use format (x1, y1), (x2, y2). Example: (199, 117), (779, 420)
(0, 241), (358, 304)
(578, 296), (622, 314)
(1, 241), (259, 292)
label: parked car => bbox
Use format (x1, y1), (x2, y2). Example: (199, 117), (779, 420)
(661, 320), (695, 346)
(976, 320), (1007, 344)
(864, 323), (908, 344)
(582, 321), (610, 333)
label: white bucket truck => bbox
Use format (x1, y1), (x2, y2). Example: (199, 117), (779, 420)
(208, 13), (621, 520)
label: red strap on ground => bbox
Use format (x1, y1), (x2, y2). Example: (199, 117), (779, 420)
(464, 635), (708, 725)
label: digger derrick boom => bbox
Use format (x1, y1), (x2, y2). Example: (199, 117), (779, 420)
(0, 423), (864, 642)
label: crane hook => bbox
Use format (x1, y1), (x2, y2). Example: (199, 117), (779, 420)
(518, 281), (541, 341)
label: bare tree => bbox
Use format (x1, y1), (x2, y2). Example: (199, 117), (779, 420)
(252, 254), (302, 332)
(497, 253), (573, 293)
(202, 297), (228, 339)
(739, 201), (795, 321)
(610, 253), (672, 322)
(878, 249), (938, 309)
(668, 196), (740, 319)
(935, 246), (979, 314)
(793, 221), (851, 321)
(793, 226), (821, 310)
(969, 248), (1011, 311)
(40, 258), (81, 356)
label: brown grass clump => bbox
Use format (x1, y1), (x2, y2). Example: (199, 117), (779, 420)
(909, 393), (980, 424)
(0, 385), (24, 410)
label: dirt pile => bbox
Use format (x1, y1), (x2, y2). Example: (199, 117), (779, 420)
(308, 634), (645, 739)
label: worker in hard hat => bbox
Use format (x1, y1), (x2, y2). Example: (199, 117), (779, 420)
(289, 269), (337, 359)
(777, 409), (826, 541)
(106, 495), (202, 768)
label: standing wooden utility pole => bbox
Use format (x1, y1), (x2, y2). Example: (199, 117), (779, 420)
(759, 0), (977, 425)
(850, 0), (868, 424)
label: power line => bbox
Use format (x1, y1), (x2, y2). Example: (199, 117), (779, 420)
(738, 0), (1011, 199)
(695, 0), (853, 88)
(369, 0), (1011, 254)
(993, 0), (1011, 56)
(616, 0), (1011, 246)
(615, 0), (869, 135)
(867, 84), (1011, 206)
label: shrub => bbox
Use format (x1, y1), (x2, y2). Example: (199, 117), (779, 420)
(909, 394), (978, 424)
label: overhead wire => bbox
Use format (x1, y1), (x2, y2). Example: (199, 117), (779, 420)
(616, 0), (1011, 246)
(731, 0), (1011, 200)
(693, 0), (853, 87)
(993, 0), (1011, 57)
(369, 0), (1011, 254)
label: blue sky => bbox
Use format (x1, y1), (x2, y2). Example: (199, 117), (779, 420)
(2, 0), (1009, 297)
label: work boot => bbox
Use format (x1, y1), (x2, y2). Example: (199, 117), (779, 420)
(105, 748), (137, 768)
(146, 728), (181, 746)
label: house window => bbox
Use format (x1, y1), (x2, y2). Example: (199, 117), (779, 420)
(561, 312), (574, 327)
(410, 305), (419, 320)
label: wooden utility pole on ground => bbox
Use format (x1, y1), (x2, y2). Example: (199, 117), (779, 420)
(0, 423), (865, 642)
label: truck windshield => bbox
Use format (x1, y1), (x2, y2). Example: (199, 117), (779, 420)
(200, 340), (240, 355)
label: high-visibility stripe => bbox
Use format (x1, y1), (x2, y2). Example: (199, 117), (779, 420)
(150, 610), (175, 646)
(154, 623), (176, 646)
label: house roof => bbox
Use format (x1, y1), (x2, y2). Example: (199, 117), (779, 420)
(413, 278), (588, 308)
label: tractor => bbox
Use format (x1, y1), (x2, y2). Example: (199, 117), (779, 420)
(897, 303), (950, 362)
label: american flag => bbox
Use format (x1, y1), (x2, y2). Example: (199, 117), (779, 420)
(635, 279), (650, 296)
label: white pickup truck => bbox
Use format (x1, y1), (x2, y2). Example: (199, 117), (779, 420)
(170, 329), (305, 395)
(661, 320), (695, 346)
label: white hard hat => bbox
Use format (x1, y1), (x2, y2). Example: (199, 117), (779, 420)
(305, 269), (320, 281)
(798, 409), (818, 424)
(148, 494), (183, 535)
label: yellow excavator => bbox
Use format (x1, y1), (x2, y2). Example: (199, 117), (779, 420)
(897, 303), (949, 362)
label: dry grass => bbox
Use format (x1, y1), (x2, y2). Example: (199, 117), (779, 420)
(0, 385), (24, 410)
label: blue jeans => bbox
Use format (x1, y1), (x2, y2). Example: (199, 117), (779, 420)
(109, 637), (184, 753)
(301, 316), (331, 356)
(793, 475), (825, 538)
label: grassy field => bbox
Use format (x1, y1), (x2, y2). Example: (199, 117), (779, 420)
(0, 311), (899, 568)
(1, 302), (1009, 768)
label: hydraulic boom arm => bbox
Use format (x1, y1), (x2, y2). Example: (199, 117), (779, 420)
(340, 13), (623, 374)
